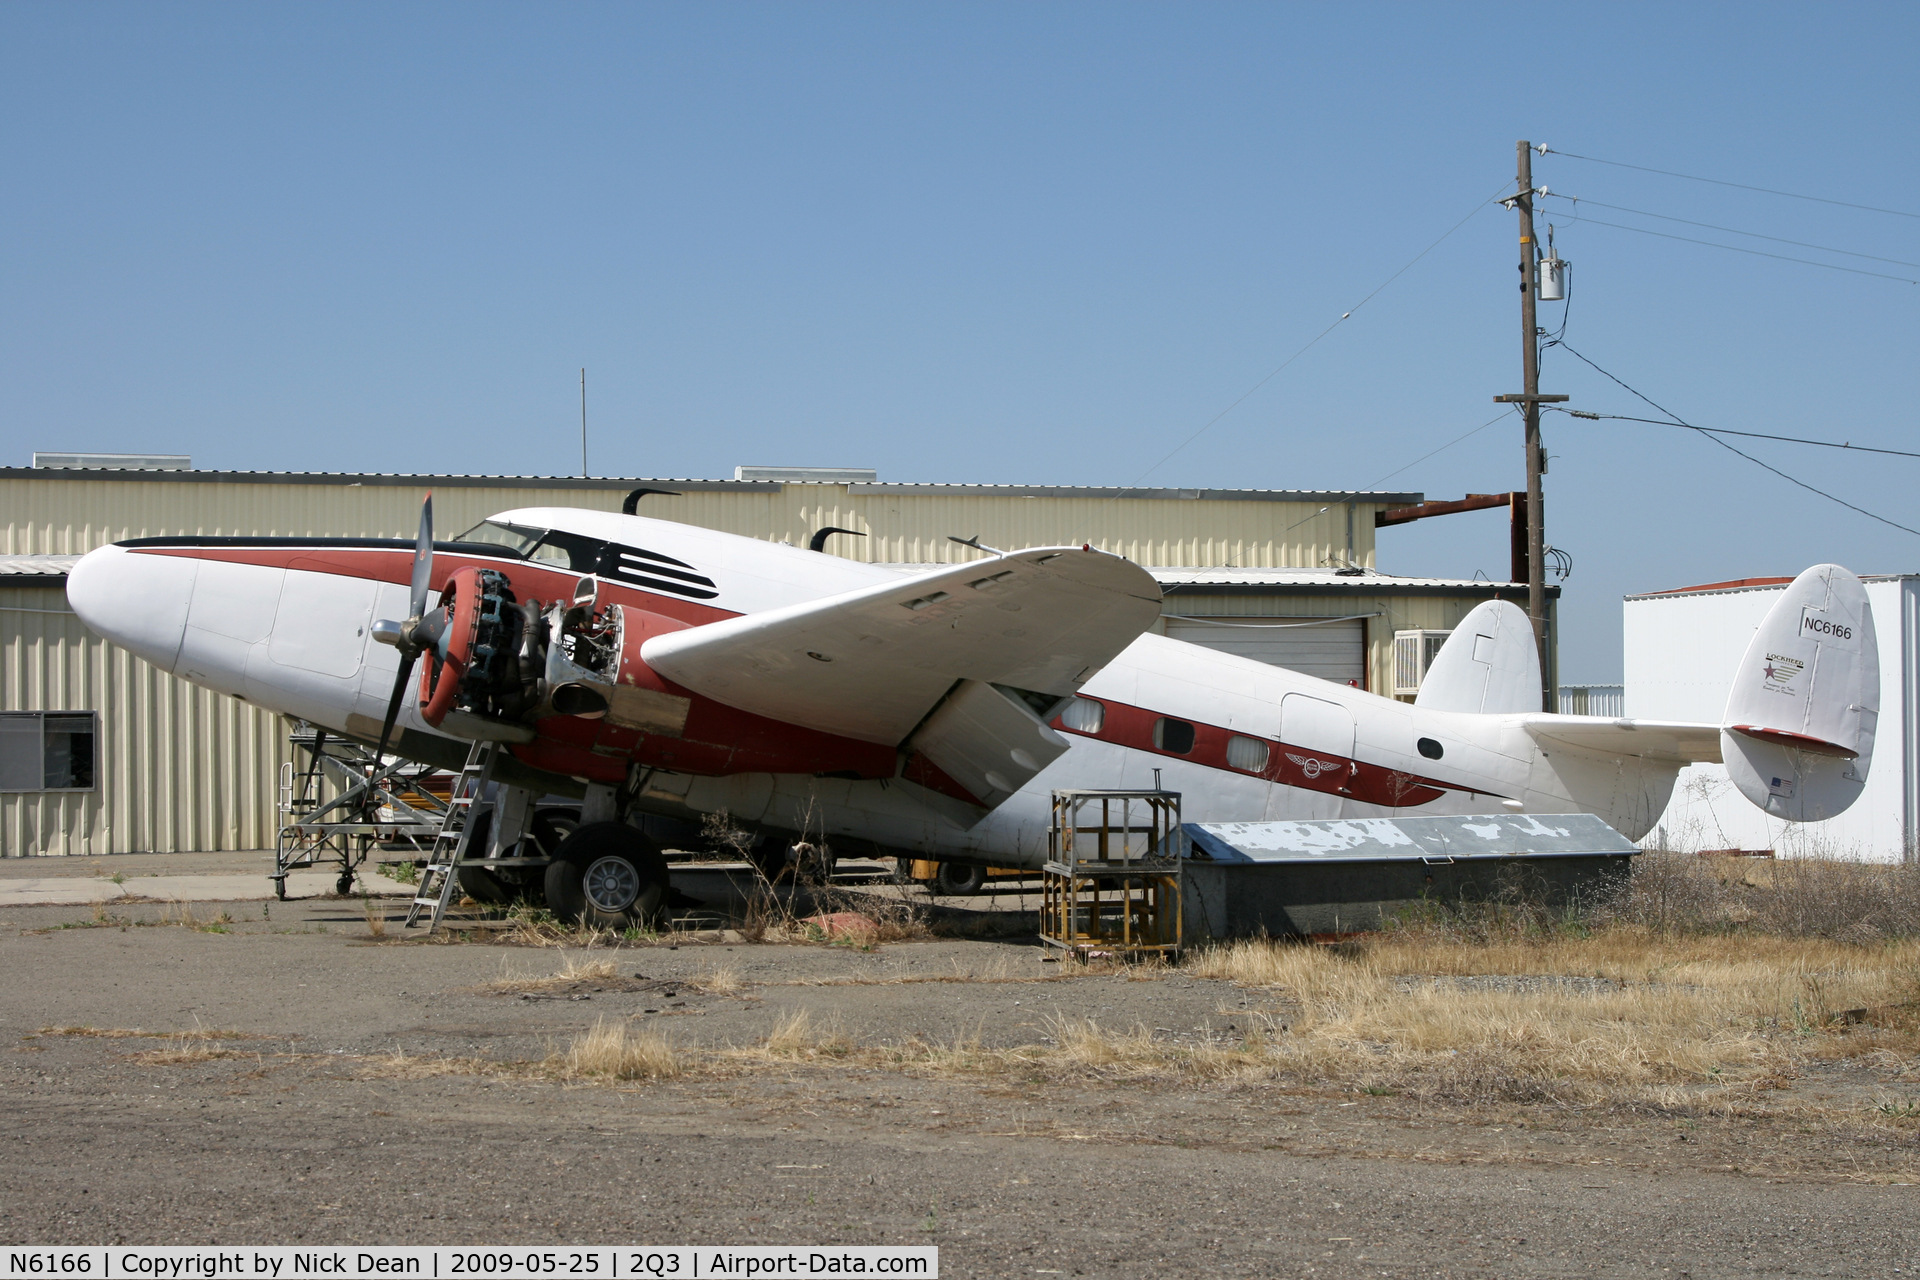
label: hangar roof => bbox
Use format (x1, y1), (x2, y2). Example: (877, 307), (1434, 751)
(0, 554), (79, 581)
(0, 468), (1420, 505)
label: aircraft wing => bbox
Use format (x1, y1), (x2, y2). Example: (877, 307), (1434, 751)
(1519, 715), (1723, 764)
(641, 545), (1165, 747)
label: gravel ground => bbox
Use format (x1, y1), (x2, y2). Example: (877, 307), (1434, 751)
(0, 864), (1916, 1276)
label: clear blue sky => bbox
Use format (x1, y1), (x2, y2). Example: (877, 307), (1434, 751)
(4, 3), (1915, 681)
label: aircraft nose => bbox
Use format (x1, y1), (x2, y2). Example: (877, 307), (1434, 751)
(66, 544), (197, 673)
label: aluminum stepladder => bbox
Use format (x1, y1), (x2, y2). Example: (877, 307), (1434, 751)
(405, 739), (501, 932)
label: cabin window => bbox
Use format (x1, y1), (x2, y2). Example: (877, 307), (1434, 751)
(1057, 697), (1105, 734)
(0, 712), (96, 792)
(1226, 735), (1270, 773)
(1153, 717), (1195, 754)
(1417, 737), (1444, 760)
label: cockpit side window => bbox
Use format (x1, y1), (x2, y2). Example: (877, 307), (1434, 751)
(528, 530), (607, 573)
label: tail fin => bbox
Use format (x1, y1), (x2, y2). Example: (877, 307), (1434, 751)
(1414, 599), (1541, 715)
(1721, 564), (1879, 821)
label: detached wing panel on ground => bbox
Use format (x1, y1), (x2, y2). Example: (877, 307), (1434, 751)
(641, 546), (1164, 747)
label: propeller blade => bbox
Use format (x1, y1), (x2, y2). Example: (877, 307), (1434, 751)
(409, 492), (435, 621)
(372, 650), (418, 764)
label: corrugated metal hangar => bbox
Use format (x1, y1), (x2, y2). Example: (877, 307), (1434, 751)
(1, 463), (1555, 854)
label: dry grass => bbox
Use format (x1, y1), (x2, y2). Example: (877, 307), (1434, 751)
(484, 954), (621, 993)
(690, 963), (743, 996)
(39, 1025), (248, 1040)
(327, 922), (1920, 1120)
(550, 1019), (680, 1080)
(745, 1008), (854, 1061)
(363, 897), (389, 939)
(127, 1035), (254, 1066)
(1165, 930), (1920, 1106)
(1599, 850), (1920, 941)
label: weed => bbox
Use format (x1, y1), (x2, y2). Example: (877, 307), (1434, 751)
(363, 897), (389, 939)
(42, 1025), (247, 1040)
(551, 1019), (679, 1081)
(484, 954), (620, 993)
(754, 1008), (852, 1060)
(691, 964), (743, 997)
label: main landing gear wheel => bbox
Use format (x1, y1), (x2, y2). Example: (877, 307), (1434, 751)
(933, 861), (987, 896)
(544, 822), (669, 928)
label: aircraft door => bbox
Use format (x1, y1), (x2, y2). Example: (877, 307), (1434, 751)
(1268, 693), (1356, 820)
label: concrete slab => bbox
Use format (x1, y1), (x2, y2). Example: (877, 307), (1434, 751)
(0, 868), (416, 907)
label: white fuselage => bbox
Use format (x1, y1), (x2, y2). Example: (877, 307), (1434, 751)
(66, 507), (1685, 867)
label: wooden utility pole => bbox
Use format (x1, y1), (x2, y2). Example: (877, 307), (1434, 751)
(1495, 140), (1566, 712)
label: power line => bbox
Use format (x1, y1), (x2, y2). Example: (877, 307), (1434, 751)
(1555, 408), (1920, 460)
(1554, 343), (1920, 538)
(1540, 194), (1920, 270)
(1362, 408), (1517, 488)
(1542, 148), (1920, 221)
(1542, 211), (1919, 284)
(1099, 182), (1510, 504)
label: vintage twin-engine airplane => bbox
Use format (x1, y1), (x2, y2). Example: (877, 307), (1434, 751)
(66, 495), (1879, 924)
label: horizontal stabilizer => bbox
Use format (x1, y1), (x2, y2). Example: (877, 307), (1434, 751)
(642, 546), (1163, 746)
(1521, 715), (1723, 764)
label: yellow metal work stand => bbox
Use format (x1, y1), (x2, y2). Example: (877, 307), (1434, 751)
(1041, 788), (1184, 960)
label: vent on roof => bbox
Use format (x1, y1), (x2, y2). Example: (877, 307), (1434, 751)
(32, 452), (190, 471)
(734, 466), (877, 484)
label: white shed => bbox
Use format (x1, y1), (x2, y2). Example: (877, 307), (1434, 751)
(1624, 574), (1919, 862)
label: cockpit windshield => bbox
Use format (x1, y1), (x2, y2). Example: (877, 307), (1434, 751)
(454, 520), (546, 558)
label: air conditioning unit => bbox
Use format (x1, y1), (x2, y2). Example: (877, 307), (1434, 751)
(1392, 630), (1452, 696)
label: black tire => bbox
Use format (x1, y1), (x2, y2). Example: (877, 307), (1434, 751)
(544, 821), (669, 927)
(746, 836), (787, 883)
(454, 811), (515, 904)
(526, 809), (578, 858)
(934, 861), (987, 896)
(792, 842), (837, 886)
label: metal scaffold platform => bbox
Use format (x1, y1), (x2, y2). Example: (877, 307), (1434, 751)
(273, 722), (453, 898)
(1041, 788), (1185, 960)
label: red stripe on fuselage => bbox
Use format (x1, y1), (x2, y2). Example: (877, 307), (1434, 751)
(1051, 696), (1489, 808)
(128, 544), (734, 626)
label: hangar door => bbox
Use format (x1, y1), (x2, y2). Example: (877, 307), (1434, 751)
(1163, 617), (1365, 685)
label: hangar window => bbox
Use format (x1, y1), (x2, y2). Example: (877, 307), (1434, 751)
(1153, 717), (1195, 754)
(1226, 734), (1270, 773)
(0, 712), (96, 792)
(1057, 697), (1105, 735)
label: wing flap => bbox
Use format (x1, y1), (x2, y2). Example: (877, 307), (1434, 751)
(641, 546), (1163, 746)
